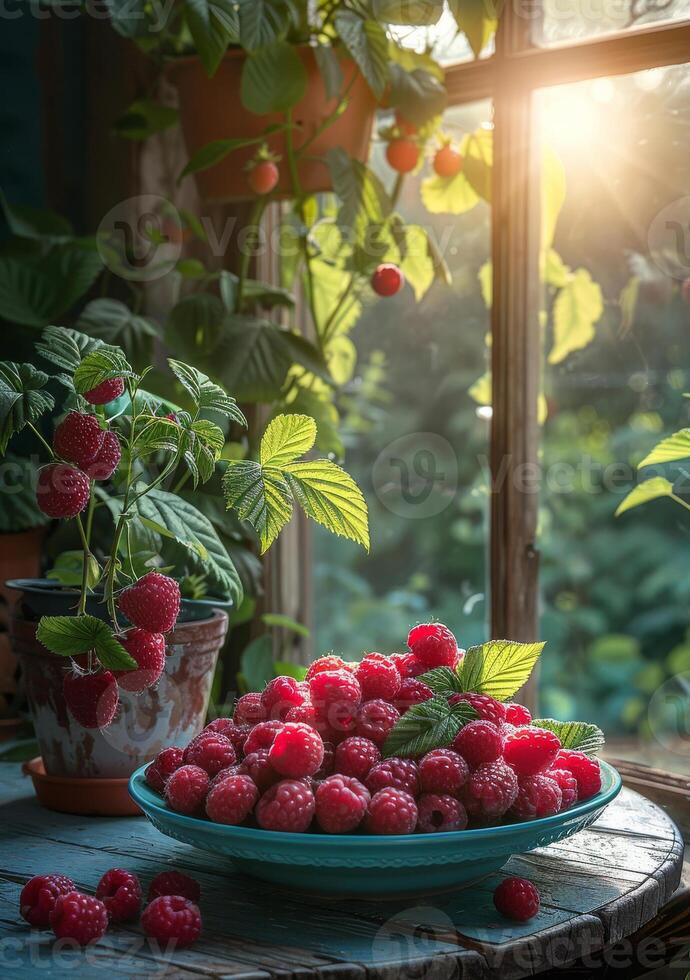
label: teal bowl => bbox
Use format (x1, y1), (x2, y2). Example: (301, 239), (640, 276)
(129, 761), (621, 897)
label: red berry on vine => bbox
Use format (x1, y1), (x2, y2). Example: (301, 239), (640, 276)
(433, 144), (463, 178)
(53, 411), (104, 468)
(36, 464), (90, 519)
(371, 263), (405, 297)
(63, 670), (119, 728)
(394, 109), (418, 136)
(83, 378), (125, 405)
(386, 138), (419, 173)
(248, 161), (279, 195)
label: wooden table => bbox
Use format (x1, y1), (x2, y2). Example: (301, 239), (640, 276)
(0, 764), (685, 979)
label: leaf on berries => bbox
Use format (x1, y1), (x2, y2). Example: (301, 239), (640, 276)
(73, 346), (137, 395)
(457, 639), (545, 701)
(531, 719), (605, 756)
(36, 615), (137, 670)
(418, 666), (463, 695)
(382, 696), (476, 759)
(36, 325), (104, 374)
(168, 359), (246, 426)
(0, 362), (54, 453)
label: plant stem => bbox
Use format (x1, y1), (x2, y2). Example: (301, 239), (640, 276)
(295, 72), (357, 160)
(235, 196), (268, 314)
(27, 422), (53, 458)
(76, 514), (90, 616)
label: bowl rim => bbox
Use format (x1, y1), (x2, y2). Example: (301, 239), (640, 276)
(129, 758), (621, 847)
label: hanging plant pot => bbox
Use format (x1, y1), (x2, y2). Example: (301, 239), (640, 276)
(169, 46), (377, 203)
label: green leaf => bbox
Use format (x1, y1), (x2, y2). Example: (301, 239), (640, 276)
(183, 0), (239, 76)
(260, 413), (316, 468)
(241, 41), (307, 115)
(131, 416), (182, 459)
(273, 659), (308, 680)
(114, 99), (179, 140)
(448, 0), (497, 57)
(638, 430), (690, 468)
(458, 639), (545, 700)
(400, 224), (435, 301)
(373, 0), (444, 25)
(463, 129), (493, 202)
(77, 299), (160, 366)
(222, 459), (293, 553)
(262, 612), (310, 637)
(168, 359), (246, 424)
(237, 0), (292, 50)
(334, 13), (389, 99)
(328, 149), (392, 244)
(104, 0), (150, 37)
(239, 634), (274, 692)
(421, 170), (479, 215)
(418, 666), (463, 695)
(542, 248), (570, 288)
(0, 362), (54, 453)
(284, 459), (370, 551)
(167, 294), (225, 357)
(615, 477), (674, 516)
(0, 191), (72, 240)
(47, 551), (101, 589)
(314, 45), (344, 101)
(36, 325), (104, 374)
(387, 64), (447, 127)
(36, 615), (136, 671)
(73, 346), (137, 394)
(478, 261), (492, 307)
(549, 268), (603, 364)
(542, 146), (566, 249)
(382, 697), (477, 758)
(180, 137), (257, 180)
(181, 417), (226, 486)
(531, 719), (605, 756)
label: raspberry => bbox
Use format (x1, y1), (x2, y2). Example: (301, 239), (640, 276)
(184, 732), (236, 776)
(209, 765), (241, 790)
(50, 891), (108, 945)
(228, 723), (252, 756)
(286, 702), (319, 727)
(238, 749), (280, 792)
(334, 736), (381, 780)
(465, 760), (518, 819)
(63, 670), (118, 728)
(85, 430), (121, 481)
(505, 702), (532, 726)
(396, 677), (434, 713)
(269, 722), (325, 778)
(256, 779), (315, 832)
(493, 877), (540, 922)
(118, 572), (181, 634)
(95, 868), (141, 922)
(366, 788), (418, 835)
(452, 720), (503, 769)
(355, 699), (400, 744)
(203, 717), (235, 737)
(315, 741), (335, 779)
(546, 767), (578, 808)
(53, 411), (104, 468)
(233, 692), (267, 726)
(141, 895), (201, 948)
(417, 794), (468, 833)
(450, 692), (506, 727)
(554, 750), (602, 800)
(115, 628), (166, 692)
(315, 774), (370, 833)
(206, 774), (258, 824)
(510, 775), (562, 820)
(390, 653), (427, 678)
(309, 669), (361, 710)
(354, 655), (401, 701)
(84, 377), (125, 405)
(243, 720), (284, 756)
(504, 727), (561, 776)
(315, 701), (357, 741)
(36, 463), (90, 519)
(261, 675), (305, 720)
(145, 763), (166, 793)
(366, 757), (420, 796)
(418, 748), (469, 795)
(164, 765), (209, 815)
(408, 623), (459, 668)
(306, 655), (350, 679)
(20, 874), (74, 927)
(148, 871), (200, 903)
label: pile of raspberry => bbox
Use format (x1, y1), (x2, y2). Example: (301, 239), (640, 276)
(146, 622), (602, 835)
(19, 867), (202, 947)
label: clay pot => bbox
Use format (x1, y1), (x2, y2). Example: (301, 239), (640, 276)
(169, 46), (377, 202)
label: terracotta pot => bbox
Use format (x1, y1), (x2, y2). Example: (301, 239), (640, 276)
(169, 46), (377, 202)
(0, 530), (43, 700)
(23, 757), (141, 817)
(11, 610), (228, 780)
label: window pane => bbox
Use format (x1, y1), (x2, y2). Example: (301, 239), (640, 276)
(312, 101), (492, 657)
(390, 10), (495, 64)
(536, 0), (690, 45)
(537, 66), (690, 772)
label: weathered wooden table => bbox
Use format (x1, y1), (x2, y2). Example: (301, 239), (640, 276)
(0, 764), (685, 979)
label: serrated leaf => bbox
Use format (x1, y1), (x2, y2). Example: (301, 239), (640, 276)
(531, 718), (605, 755)
(373, 0), (444, 26)
(421, 170), (479, 215)
(241, 40), (307, 114)
(131, 416), (182, 459)
(638, 429), (690, 468)
(388, 63), (447, 127)
(334, 13), (389, 99)
(184, 0), (239, 76)
(400, 224), (435, 301)
(448, 0), (497, 57)
(0, 362), (54, 454)
(615, 477), (674, 516)
(328, 148), (392, 245)
(237, 0), (291, 50)
(222, 460), (293, 554)
(36, 325), (104, 374)
(458, 639), (545, 700)
(47, 551), (101, 590)
(73, 347), (136, 395)
(284, 459), (369, 551)
(167, 359), (246, 425)
(36, 614), (136, 671)
(418, 666), (463, 695)
(549, 268), (603, 364)
(114, 98), (179, 141)
(180, 417), (225, 486)
(382, 697), (476, 758)
(260, 414), (316, 468)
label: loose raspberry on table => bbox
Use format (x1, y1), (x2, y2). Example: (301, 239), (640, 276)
(20, 874), (75, 927)
(366, 788), (418, 835)
(268, 722), (324, 778)
(233, 692), (267, 726)
(206, 774), (258, 824)
(418, 748), (469, 796)
(50, 892), (108, 945)
(261, 675), (305, 720)
(141, 895), (201, 948)
(115, 628), (166, 693)
(84, 377), (125, 405)
(37, 464), (90, 519)
(85, 430), (122, 482)
(238, 749), (279, 792)
(493, 877), (540, 922)
(365, 757), (420, 797)
(546, 767), (578, 808)
(554, 750), (602, 800)
(390, 653), (427, 678)
(148, 871), (200, 903)
(503, 727), (561, 776)
(452, 720), (503, 769)
(95, 868), (142, 922)
(408, 623), (459, 669)
(505, 702), (532, 726)
(243, 720), (284, 756)
(334, 736), (381, 780)
(354, 655), (401, 701)
(315, 741), (335, 779)
(315, 774), (370, 833)
(396, 677), (434, 713)
(417, 794), (468, 833)
(355, 699), (400, 744)
(450, 692), (506, 727)
(256, 779), (315, 833)
(465, 760), (518, 819)
(164, 765), (209, 815)
(63, 670), (119, 729)
(118, 572), (181, 634)
(53, 411), (104, 468)
(184, 732), (236, 776)
(306, 655), (351, 680)
(510, 775), (562, 820)
(309, 669), (362, 711)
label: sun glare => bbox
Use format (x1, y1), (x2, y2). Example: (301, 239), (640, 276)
(539, 86), (606, 151)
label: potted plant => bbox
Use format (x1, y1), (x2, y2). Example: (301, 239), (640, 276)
(1, 325), (368, 814)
